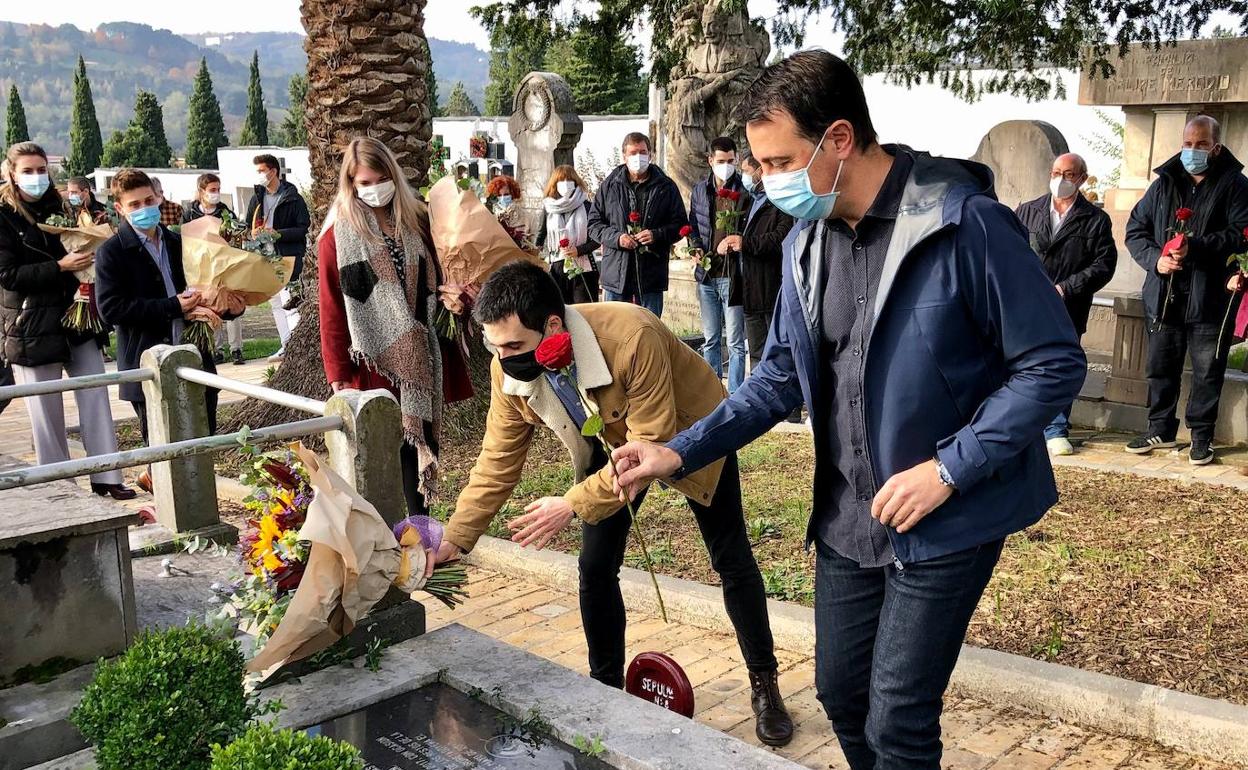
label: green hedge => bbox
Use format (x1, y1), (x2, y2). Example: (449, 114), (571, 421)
(211, 723), (363, 770)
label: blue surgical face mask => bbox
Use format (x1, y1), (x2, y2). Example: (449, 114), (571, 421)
(68, 193), (84, 206)
(740, 173), (755, 190)
(16, 173), (50, 199)
(497, 194), (513, 208)
(1181, 147), (1211, 175)
(762, 133), (843, 221)
(127, 205), (161, 231)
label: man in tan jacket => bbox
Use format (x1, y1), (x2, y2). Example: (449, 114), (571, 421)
(434, 261), (793, 746)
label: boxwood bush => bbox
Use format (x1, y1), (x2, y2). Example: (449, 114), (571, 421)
(70, 624), (266, 770)
(210, 723), (363, 770)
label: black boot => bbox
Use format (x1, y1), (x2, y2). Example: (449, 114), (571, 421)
(749, 669), (794, 747)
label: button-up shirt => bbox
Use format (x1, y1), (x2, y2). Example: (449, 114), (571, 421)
(135, 226), (184, 342)
(813, 149), (913, 568)
(545, 368), (588, 430)
(1049, 196), (1070, 236)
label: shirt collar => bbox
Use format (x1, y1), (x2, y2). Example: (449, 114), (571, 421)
(863, 149), (913, 221)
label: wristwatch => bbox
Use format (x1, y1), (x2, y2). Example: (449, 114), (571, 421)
(934, 459), (957, 490)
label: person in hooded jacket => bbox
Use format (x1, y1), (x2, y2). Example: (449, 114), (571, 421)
(610, 51), (1085, 770)
(1124, 115), (1248, 465)
(0, 142), (134, 500)
(588, 132), (688, 318)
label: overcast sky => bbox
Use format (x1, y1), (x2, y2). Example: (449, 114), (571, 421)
(0, 0), (845, 55)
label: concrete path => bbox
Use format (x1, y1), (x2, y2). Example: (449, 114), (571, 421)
(414, 568), (1234, 770)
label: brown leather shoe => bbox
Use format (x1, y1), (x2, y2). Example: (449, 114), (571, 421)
(750, 669), (794, 747)
(137, 470), (153, 494)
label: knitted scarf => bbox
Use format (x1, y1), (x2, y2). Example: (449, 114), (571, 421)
(334, 210), (442, 499)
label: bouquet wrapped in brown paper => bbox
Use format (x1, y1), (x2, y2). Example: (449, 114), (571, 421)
(244, 446), (468, 678)
(180, 215), (295, 352)
(427, 176), (544, 342)
(39, 213), (114, 334)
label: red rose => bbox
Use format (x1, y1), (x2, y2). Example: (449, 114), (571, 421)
(559, 237), (570, 248)
(728, 190), (742, 202)
(629, 211), (641, 224)
(1242, 226), (1248, 241)
(535, 331), (574, 370)
(679, 225), (692, 238)
(716, 187), (731, 199)
(1176, 207), (1194, 222)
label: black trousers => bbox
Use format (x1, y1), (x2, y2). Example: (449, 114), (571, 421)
(578, 451), (778, 688)
(131, 389), (218, 445)
(1146, 320), (1233, 443)
(398, 442), (429, 517)
(744, 308), (773, 372)
(550, 262), (600, 305)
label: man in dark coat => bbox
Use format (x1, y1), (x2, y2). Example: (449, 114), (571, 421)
(1124, 115), (1248, 465)
(687, 136), (751, 392)
(243, 153), (310, 359)
(738, 153), (795, 373)
(1015, 152), (1116, 457)
(588, 132), (688, 318)
(95, 169), (229, 482)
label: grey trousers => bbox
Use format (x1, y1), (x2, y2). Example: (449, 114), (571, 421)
(12, 341), (122, 485)
(215, 317), (244, 352)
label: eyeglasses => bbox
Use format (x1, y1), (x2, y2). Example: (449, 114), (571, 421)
(1050, 171), (1083, 182)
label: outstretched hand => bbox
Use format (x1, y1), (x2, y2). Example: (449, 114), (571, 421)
(610, 441), (682, 502)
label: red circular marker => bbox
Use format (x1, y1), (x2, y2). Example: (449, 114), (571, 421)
(625, 652), (695, 717)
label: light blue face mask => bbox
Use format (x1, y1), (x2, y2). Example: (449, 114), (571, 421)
(16, 173), (50, 199)
(497, 194), (513, 208)
(762, 133), (843, 221)
(1180, 147), (1212, 175)
(68, 193), (83, 206)
(127, 205), (161, 231)
(740, 173), (755, 190)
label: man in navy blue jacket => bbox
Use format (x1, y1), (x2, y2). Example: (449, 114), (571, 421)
(612, 51), (1086, 769)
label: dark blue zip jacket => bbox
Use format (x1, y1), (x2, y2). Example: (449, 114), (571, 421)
(667, 147), (1086, 564)
(588, 164), (688, 296)
(688, 170), (749, 284)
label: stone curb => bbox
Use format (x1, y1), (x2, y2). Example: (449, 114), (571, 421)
(464, 535), (1248, 766)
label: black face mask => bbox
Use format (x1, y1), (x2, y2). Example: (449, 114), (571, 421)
(500, 349), (546, 382)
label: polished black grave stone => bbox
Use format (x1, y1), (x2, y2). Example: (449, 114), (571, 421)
(307, 683), (615, 769)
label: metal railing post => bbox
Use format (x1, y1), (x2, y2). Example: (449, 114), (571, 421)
(323, 389), (405, 526)
(140, 344), (221, 534)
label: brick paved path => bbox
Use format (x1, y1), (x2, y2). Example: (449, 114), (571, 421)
(415, 569), (1233, 770)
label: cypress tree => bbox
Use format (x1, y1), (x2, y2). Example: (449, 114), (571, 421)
(274, 74), (307, 147)
(443, 82), (479, 117)
(238, 51), (269, 146)
(185, 58), (229, 168)
(65, 56), (104, 176)
(101, 90), (170, 168)
(5, 84), (30, 146)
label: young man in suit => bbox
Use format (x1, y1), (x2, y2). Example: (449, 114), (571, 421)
(431, 262), (794, 747)
(95, 169), (236, 489)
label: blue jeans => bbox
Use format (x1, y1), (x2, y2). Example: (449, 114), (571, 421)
(697, 278), (746, 393)
(814, 538), (1004, 770)
(603, 289), (663, 319)
(1044, 406), (1070, 440)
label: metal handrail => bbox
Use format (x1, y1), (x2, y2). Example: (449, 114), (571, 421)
(0, 368), (155, 401)
(0, 415), (343, 491)
(175, 367), (327, 416)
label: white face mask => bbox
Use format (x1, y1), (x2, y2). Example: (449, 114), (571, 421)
(713, 162), (736, 181)
(256, 170), (272, 187)
(356, 179), (396, 208)
(204, 192), (221, 205)
(626, 153), (650, 174)
(16, 172), (50, 199)
(1049, 176), (1079, 200)
(556, 180), (577, 198)
(741, 173), (755, 190)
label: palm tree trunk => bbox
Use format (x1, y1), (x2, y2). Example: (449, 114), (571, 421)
(228, 0), (444, 434)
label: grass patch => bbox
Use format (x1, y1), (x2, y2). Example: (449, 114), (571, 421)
(103, 335), (280, 362)
(1230, 343), (1246, 372)
(436, 428), (1248, 705)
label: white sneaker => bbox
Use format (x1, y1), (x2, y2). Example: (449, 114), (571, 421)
(267, 348), (286, 363)
(1047, 437), (1074, 457)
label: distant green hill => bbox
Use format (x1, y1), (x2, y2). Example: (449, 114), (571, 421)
(0, 21), (490, 158)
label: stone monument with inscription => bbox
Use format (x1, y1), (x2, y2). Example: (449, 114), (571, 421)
(508, 71), (583, 235)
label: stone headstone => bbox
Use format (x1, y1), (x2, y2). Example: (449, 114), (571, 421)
(508, 71), (583, 237)
(1078, 38), (1248, 106)
(625, 651), (695, 717)
(971, 120), (1070, 209)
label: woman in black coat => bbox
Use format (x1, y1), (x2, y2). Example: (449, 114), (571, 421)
(0, 142), (133, 499)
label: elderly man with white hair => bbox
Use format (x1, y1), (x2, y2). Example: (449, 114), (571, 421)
(1014, 151), (1117, 456)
